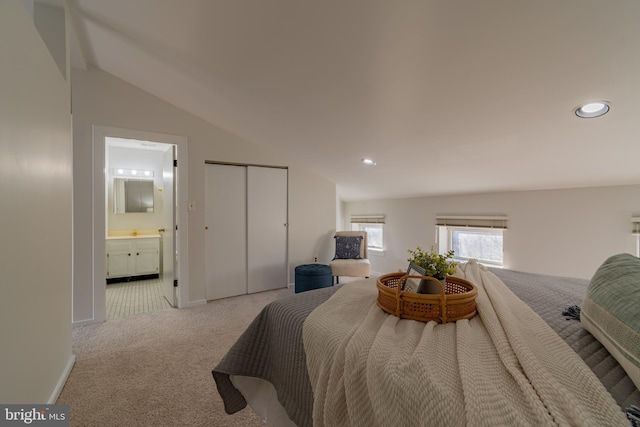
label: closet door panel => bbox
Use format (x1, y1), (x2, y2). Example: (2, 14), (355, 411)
(205, 164), (247, 300)
(247, 166), (288, 293)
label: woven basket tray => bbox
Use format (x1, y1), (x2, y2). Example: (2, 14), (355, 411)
(376, 272), (478, 323)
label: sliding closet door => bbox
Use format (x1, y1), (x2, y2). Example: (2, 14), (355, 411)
(205, 164), (247, 300)
(247, 166), (288, 293)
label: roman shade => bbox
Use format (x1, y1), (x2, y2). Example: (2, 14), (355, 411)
(436, 215), (508, 229)
(350, 214), (385, 224)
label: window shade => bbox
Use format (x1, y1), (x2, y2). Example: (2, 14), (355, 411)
(350, 214), (385, 224)
(632, 217), (640, 234)
(436, 215), (508, 229)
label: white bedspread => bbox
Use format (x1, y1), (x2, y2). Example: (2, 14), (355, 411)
(302, 260), (628, 426)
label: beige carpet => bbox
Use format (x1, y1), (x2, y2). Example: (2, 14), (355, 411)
(58, 287), (292, 426)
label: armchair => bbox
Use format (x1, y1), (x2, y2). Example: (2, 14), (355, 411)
(330, 231), (371, 284)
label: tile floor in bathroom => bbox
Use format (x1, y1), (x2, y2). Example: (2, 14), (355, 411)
(106, 277), (172, 319)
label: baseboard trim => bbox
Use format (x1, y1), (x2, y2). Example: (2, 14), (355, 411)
(183, 299), (207, 308)
(49, 354), (75, 404)
(73, 317), (103, 327)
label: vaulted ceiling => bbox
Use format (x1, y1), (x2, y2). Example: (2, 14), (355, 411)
(68, 0), (640, 201)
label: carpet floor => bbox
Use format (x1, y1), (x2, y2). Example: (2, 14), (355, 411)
(57, 287), (292, 426)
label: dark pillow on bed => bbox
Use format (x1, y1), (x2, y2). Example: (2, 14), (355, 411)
(581, 253), (640, 390)
(333, 236), (362, 260)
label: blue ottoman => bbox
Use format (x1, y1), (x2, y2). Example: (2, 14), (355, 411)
(295, 264), (333, 293)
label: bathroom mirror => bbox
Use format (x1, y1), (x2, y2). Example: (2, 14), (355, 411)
(113, 178), (154, 213)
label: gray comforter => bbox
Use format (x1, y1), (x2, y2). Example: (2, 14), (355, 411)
(213, 268), (640, 426)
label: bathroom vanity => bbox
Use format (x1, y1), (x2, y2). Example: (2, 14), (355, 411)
(106, 235), (160, 282)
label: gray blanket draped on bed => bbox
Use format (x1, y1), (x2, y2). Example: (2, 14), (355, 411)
(213, 266), (640, 427)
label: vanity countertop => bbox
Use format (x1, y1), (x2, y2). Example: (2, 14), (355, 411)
(106, 234), (161, 240)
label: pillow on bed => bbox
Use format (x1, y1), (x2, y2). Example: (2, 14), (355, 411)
(333, 235), (362, 260)
(581, 253), (640, 390)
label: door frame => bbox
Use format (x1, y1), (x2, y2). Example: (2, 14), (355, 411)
(92, 125), (189, 322)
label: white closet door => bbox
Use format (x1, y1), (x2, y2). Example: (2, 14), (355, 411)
(247, 166), (288, 293)
(205, 164), (247, 300)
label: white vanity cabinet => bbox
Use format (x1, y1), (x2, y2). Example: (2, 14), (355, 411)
(106, 236), (160, 279)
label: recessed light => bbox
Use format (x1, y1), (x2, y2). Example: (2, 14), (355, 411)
(575, 101), (610, 118)
(361, 158), (376, 166)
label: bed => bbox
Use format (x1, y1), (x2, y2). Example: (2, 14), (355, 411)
(213, 260), (640, 426)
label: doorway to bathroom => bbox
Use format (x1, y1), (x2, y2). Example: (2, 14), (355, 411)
(105, 137), (177, 319)
(89, 125), (189, 324)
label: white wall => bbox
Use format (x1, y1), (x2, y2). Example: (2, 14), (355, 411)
(344, 185), (640, 280)
(0, 1), (73, 403)
(72, 67), (336, 321)
(34, 1), (66, 79)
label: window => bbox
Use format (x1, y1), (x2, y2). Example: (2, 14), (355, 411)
(351, 223), (383, 250)
(436, 216), (507, 267)
(350, 215), (385, 251)
(448, 227), (503, 265)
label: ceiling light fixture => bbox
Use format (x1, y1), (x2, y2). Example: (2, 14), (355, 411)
(575, 101), (610, 119)
(361, 158), (376, 166)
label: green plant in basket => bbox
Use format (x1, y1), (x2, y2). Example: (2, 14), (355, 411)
(407, 246), (457, 280)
